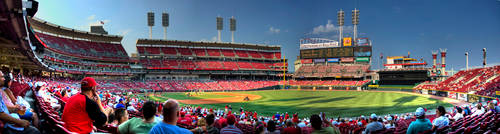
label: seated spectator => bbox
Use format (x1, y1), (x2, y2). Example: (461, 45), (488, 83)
(190, 117), (206, 133)
(471, 103), (485, 116)
(432, 106), (449, 131)
(406, 107), (432, 134)
(385, 116), (395, 129)
(310, 114), (340, 134)
(112, 108), (128, 126)
(149, 99), (192, 134)
(452, 107), (463, 121)
(364, 113), (384, 134)
(282, 119), (301, 134)
(1, 76), (39, 128)
(62, 77), (112, 133)
(119, 101), (158, 134)
(177, 111), (193, 125)
(254, 121), (265, 134)
(0, 71), (40, 134)
(266, 120), (280, 134)
(220, 114), (242, 134)
(493, 100), (500, 113)
(205, 114), (219, 134)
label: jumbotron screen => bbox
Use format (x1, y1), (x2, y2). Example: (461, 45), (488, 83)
(300, 46), (371, 59)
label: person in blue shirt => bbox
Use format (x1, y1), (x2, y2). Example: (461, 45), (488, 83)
(149, 99), (192, 134)
(407, 107), (432, 134)
(274, 112), (280, 120)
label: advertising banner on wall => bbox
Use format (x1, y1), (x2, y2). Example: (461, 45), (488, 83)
(421, 89), (428, 95)
(327, 58), (340, 63)
(357, 38), (370, 46)
(301, 59), (313, 64)
(457, 93), (468, 102)
(340, 57), (354, 62)
(314, 59), (325, 63)
(300, 42), (339, 50)
(355, 57), (370, 62)
(343, 37), (352, 46)
(448, 92), (457, 99)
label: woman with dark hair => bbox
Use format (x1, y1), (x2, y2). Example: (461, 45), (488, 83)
(452, 107), (463, 121)
(254, 121), (265, 134)
(432, 106), (449, 131)
(118, 101), (158, 134)
(266, 120), (280, 134)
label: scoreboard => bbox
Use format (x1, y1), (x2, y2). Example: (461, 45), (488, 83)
(300, 46), (371, 59)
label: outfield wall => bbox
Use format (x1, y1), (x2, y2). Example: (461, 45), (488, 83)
(413, 89), (499, 103)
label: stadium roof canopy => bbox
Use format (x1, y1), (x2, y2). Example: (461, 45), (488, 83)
(0, 0), (47, 70)
(28, 17), (123, 42)
(136, 39), (281, 51)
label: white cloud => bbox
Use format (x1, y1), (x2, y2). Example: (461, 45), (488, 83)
(87, 15), (96, 20)
(201, 36), (217, 42)
(312, 20), (336, 34)
(118, 29), (132, 36)
(310, 20), (353, 36)
(269, 26), (280, 34)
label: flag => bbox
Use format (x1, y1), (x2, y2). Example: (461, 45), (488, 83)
(100, 21), (105, 25)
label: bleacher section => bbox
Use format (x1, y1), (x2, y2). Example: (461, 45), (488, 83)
(35, 32), (128, 61)
(414, 65), (500, 97)
(294, 64), (370, 78)
(143, 59), (276, 71)
(137, 47), (281, 60)
(288, 80), (370, 87)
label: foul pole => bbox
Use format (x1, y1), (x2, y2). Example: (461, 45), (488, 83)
(283, 55), (286, 90)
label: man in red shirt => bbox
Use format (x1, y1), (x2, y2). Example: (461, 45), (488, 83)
(253, 111), (258, 120)
(292, 113), (299, 123)
(177, 112), (192, 125)
(62, 77), (111, 133)
(285, 112), (290, 121)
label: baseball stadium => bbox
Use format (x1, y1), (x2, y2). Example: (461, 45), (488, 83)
(1, 0), (499, 134)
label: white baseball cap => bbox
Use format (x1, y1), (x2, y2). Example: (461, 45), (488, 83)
(415, 107), (425, 117)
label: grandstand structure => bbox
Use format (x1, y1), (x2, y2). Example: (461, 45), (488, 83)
(293, 38), (372, 80)
(28, 17), (132, 77)
(377, 56), (431, 85)
(414, 65), (500, 99)
(135, 39), (287, 80)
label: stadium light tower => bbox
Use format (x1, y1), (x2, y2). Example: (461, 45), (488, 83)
(147, 12), (154, 39)
(483, 48), (487, 68)
(352, 8), (359, 45)
(230, 16), (236, 43)
(337, 10), (344, 43)
(162, 12), (169, 40)
(216, 16), (223, 42)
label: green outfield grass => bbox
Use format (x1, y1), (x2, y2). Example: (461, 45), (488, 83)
(146, 90), (452, 118)
(159, 92), (233, 100)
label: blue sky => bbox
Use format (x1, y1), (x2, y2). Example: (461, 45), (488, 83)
(34, 0), (500, 71)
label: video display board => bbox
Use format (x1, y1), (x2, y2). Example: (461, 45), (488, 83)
(300, 47), (353, 59)
(353, 46), (372, 57)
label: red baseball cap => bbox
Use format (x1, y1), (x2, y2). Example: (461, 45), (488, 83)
(81, 77), (98, 88)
